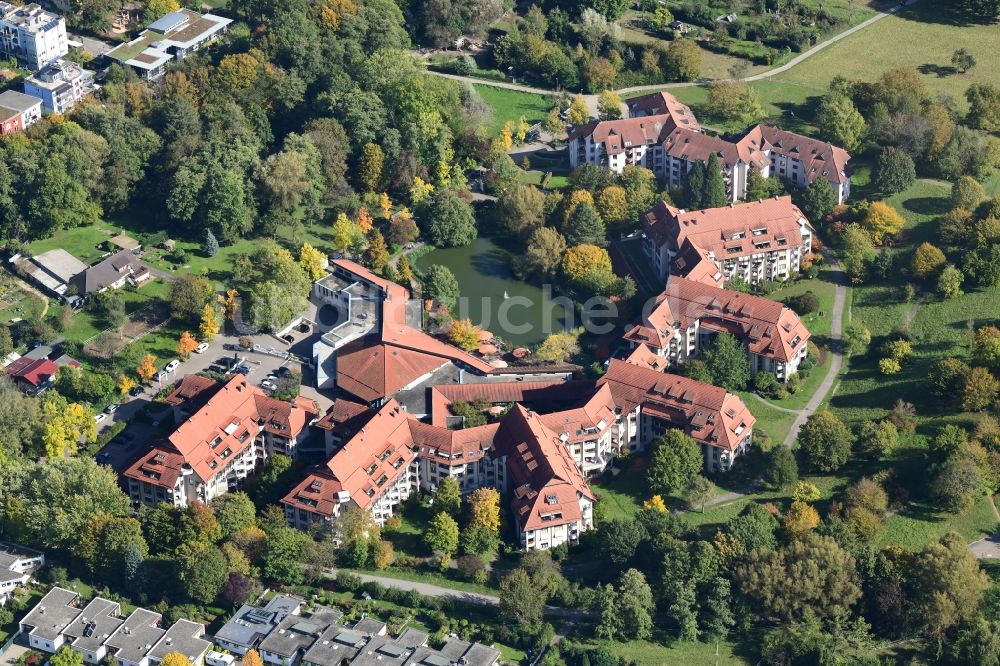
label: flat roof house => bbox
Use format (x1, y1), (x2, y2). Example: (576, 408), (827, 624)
(104, 608), (166, 666)
(0, 2), (67, 70)
(258, 607), (343, 666)
(0, 541), (44, 606)
(63, 598), (124, 664)
(146, 618), (211, 666)
(214, 594), (303, 655)
(18, 587), (82, 653)
(106, 9), (232, 80)
(24, 58), (94, 114)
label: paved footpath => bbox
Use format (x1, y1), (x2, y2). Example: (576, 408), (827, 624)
(428, 0), (920, 101)
(326, 569), (596, 620)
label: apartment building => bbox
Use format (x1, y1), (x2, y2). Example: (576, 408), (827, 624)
(24, 59), (94, 114)
(106, 9), (231, 80)
(569, 91), (851, 204)
(623, 276), (811, 381)
(0, 89), (41, 135)
(642, 196), (813, 285)
(123, 374), (316, 507)
(0, 2), (67, 70)
(493, 405), (596, 551)
(0, 542), (43, 606)
(20, 589), (211, 666)
(283, 399), (419, 531)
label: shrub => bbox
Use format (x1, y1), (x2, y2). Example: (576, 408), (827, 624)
(787, 291), (820, 315)
(879, 358), (902, 375)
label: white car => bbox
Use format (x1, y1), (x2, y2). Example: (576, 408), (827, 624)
(261, 380), (277, 391)
(105, 403), (119, 414)
(164, 359), (180, 373)
(195, 342), (210, 354)
(94, 413), (107, 424)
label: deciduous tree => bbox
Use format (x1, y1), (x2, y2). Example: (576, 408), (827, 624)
(421, 265), (460, 310)
(177, 331), (198, 358)
(798, 411), (853, 472)
(704, 332), (751, 391)
(199, 304), (220, 342)
(873, 146), (916, 194)
(424, 511), (459, 556)
(648, 429), (703, 495)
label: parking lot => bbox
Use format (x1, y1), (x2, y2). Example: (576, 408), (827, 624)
(94, 329), (333, 474)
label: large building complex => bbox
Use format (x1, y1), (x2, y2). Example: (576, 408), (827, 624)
(569, 91), (851, 204)
(642, 196), (814, 285)
(106, 9), (232, 80)
(123, 374), (317, 507)
(0, 2), (67, 70)
(624, 276), (811, 380)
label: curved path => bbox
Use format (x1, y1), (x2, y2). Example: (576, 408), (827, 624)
(428, 0), (919, 100)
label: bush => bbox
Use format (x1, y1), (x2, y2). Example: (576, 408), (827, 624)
(787, 291), (820, 315)
(879, 358), (902, 375)
(754, 371), (780, 398)
(336, 572), (363, 592)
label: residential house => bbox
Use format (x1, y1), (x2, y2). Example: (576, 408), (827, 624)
(104, 608), (167, 666)
(63, 598), (124, 664)
(23, 59), (94, 114)
(0, 89), (42, 134)
(623, 276), (811, 380)
(493, 405), (596, 551)
(145, 619), (211, 666)
(257, 607), (343, 666)
(5, 353), (79, 394)
(0, 541), (43, 606)
(123, 374), (317, 508)
(68, 252), (151, 297)
(214, 595), (302, 656)
(106, 10), (232, 80)
(0, 2), (67, 70)
(642, 196), (813, 285)
(568, 91), (851, 203)
(19, 587), (82, 653)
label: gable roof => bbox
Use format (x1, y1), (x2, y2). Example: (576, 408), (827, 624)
(567, 116), (673, 155)
(336, 336), (450, 404)
(69, 252), (147, 295)
(493, 405), (594, 532)
(625, 91), (700, 129)
(642, 196), (811, 259)
(758, 125), (851, 185)
(5, 357), (59, 386)
(598, 359), (754, 451)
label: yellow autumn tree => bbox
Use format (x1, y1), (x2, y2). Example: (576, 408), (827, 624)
(219, 289), (239, 321)
(42, 401), (96, 459)
(137, 354), (157, 382)
(448, 319), (481, 351)
(863, 201), (905, 244)
(468, 487), (501, 532)
(515, 116), (530, 143)
(561, 245), (612, 283)
(373, 540), (394, 570)
(410, 176), (434, 205)
(143, 0), (179, 21)
(331, 212), (364, 253)
(499, 121), (514, 151)
(299, 242), (327, 280)
(643, 495), (668, 513)
(318, 0), (357, 31)
(783, 499), (820, 536)
(118, 375), (136, 396)
(567, 93), (590, 125)
(562, 189), (595, 224)
(379, 192), (393, 220)
(199, 303), (220, 342)
(160, 653), (193, 666)
(355, 207), (374, 234)
(177, 331), (198, 358)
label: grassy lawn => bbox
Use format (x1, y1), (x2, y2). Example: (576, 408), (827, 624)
(668, 79), (823, 135)
(591, 455), (730, 518)
(766, 0), (1000, 113)
(27, 223), (121, 264)
(346, 566), (499, 597)
(738, 394), (798, 445)
(880, 494), (997, 551)
(575, 629), (749, 665)
(473, 85), (553, 137)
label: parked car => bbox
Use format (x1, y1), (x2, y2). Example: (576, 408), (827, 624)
(195, 342), (210, 354)
(164, 359), (180, 373)
(261, 380), (276, 391)
(96, 452), (110, 463)
(275, 366), (291, 377)
(105, 403), (119, 414)
(94, 413), (107, 424)
(129, 386), (144, 397)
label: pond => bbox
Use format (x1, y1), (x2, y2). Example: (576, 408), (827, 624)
(415, 237), (570, 346)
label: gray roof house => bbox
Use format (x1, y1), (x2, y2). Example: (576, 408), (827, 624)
(404, 637), (501, 666)
(68, 252), (149, 296)
(15, 248), (88, 296)
(63, 597), (124, 665)
(105, 608), (166, 666)
(0, 541), (44, 605)
(214, 594), (303, 655)
(258, 607), (343, 666)
(18, 587), (82, 653)
(146, 618), (211, 665)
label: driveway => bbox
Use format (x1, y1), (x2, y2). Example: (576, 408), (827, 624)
(68, 32), (114, 57)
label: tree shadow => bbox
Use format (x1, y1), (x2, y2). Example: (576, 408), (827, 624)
(893, 1), (992, 28)
(901, 196), (951, 218)
(917, 63), (959, 78)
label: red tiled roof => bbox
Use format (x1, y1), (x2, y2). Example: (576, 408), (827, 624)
(538, 384), (617, 445)
(628, 277), (809, 363)
(642, 196), (811, 259)
(282, 470), (343, 516)
(622, 343), (665, 371)
(429, 381), (569, 427)
(598, 359), (754, 452)
(163, 375), (221, 407)
(494, 405), (594, 532)
(670, 238), (726, 287)
(625, 92), (700, 129)
(567, 116), (673, 155)
(5, 357), (58, 387)
(324, 399), (417, 510)
(758, 125), (851, 185)
(336, 336), (450, 403)
(315, 398), (374, 433)
(123, 446), (185, 490)
(662, 127), (769, 170)
(409, 420), (499, 465)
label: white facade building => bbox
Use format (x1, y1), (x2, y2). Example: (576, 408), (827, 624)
(24, 59), (94, 114)
(0, 2), (67, 70)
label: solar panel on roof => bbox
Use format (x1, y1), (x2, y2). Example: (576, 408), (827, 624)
(377, 643), (404, 658)
(422, 655), (451, 666)
(291, 622), (319, 635)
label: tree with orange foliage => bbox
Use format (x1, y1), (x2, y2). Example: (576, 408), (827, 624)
(242, 650), (263, 666)
(448, 319), (481, 351)
(177, 331), (198, 358)
(355, 207), (374, 234)
(137, 354), (157, 382)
